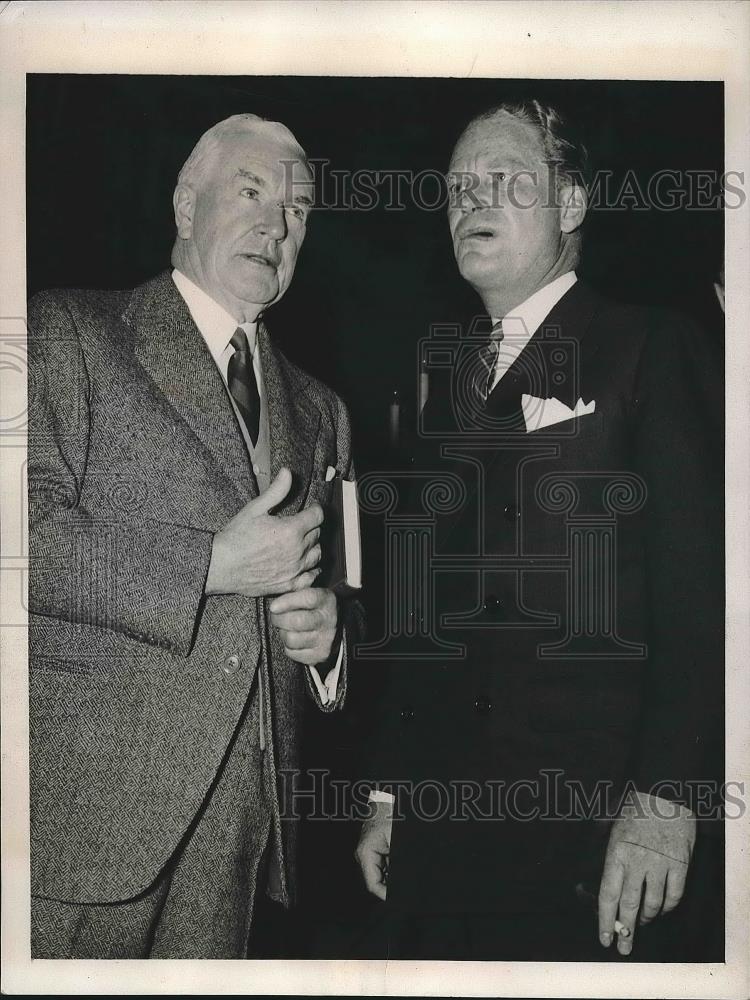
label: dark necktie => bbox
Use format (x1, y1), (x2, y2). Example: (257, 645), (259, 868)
(227, 327), (260, 447)
(473, 321), (505, 404)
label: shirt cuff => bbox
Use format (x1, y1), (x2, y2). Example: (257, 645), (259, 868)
(308, 639), (344, 706)
(369, 789), (396, 803)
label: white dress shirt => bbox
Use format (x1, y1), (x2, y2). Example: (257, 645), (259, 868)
(369, 270), (578, 805)
(172, 268), (342, 706)
(488, 270), (577, 392)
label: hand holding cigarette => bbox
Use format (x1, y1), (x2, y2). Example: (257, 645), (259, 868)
(596, 791), (695, 956)
(575, 883), (630, 939)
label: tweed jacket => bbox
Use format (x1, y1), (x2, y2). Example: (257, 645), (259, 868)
(27, 270), (355, 905)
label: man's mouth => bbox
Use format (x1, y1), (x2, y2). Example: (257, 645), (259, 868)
(240, 252), (278, 268)
(460, 227), (496, 242)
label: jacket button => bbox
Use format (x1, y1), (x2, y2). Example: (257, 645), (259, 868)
(483, 594), (504, 616)
(474, 695), (493, 715)
(222, 654), (241, 676)
(503, 503), (520, 521)
(400, 705), (415, 722)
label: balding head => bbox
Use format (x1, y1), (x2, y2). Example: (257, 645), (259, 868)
(177, 114), (309, 193)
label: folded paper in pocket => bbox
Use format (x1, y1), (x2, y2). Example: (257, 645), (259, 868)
(521, 394), (596, 432)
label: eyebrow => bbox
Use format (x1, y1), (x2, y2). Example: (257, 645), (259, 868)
(236, 169), (266, 186)
(291, 192), (314, 207)
(447, 156), (531, 178)
(488, 157), (530, 172)
(235, 167), (313, 206)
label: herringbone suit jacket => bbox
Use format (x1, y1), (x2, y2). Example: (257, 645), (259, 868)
(27, 270), (354, 905)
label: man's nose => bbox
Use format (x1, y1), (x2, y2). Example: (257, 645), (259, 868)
(457, 199), (489, 219)
(255, 202), (287, 240)
(457, 189), (493, 215)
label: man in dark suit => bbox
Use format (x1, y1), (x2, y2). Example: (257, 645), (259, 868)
(356, 100), (723, 960)
(29, 114), (358, 958)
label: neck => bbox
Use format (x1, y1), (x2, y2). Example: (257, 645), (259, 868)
(478, 244), (578, 319)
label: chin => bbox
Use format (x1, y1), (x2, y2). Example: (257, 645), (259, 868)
(458, 255), (503, 288)
(235, 280), (279, 307)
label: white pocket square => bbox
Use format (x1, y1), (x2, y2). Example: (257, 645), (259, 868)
(521, 394), (596, 432)
(325, 465), (337, 482)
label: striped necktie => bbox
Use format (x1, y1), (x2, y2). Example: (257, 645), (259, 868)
(473, 320), (504, 404)
(227, 327), (260, 447)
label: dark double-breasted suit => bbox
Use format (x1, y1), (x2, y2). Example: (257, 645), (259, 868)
(28, 271), (356, 945)
(371, 280), (723, 927)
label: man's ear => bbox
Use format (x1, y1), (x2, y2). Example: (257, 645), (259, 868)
(559, 183), (587, 234)
(173, 184), (195, 239)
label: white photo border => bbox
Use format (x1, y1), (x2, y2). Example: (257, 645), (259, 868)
(1, 2), (748, 996)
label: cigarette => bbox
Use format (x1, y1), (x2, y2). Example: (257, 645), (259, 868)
(574, 883), (631, 939)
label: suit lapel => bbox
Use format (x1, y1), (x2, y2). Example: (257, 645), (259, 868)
(485, 278), (603, 424)
(257, 323), (321, 514)
(437, 281), (604, 546)
(125, 271), (255, 507)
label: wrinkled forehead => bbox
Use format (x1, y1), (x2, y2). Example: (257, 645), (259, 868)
(449, 112), (545, 172)
(212, 124), (312, 185)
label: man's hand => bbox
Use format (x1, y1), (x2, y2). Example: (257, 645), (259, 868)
(598, 790), (696, 955)
(205, 467), (323, 598)
(355, 797), (393, 901)
(268, 586), (338, 667)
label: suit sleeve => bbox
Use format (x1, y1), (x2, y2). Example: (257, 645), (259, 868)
(303, 390), (365, 712)
(27, 291), (214, 656)
(629, 309), (724, 805)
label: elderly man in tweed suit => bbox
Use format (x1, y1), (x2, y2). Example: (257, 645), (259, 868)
(28, 114), (357, 958)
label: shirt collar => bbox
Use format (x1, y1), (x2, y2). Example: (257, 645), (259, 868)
(492, 270), (577, 343)
(172, 268), (257, 366)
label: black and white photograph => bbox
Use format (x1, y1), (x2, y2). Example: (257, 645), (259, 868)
(1, 2), (748, 996)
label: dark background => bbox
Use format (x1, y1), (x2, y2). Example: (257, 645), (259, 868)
(26, 74), (724, 955)
(27, 74), (724, 459)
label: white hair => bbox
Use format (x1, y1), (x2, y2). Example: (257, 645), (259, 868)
(176, 113), (307, 190)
